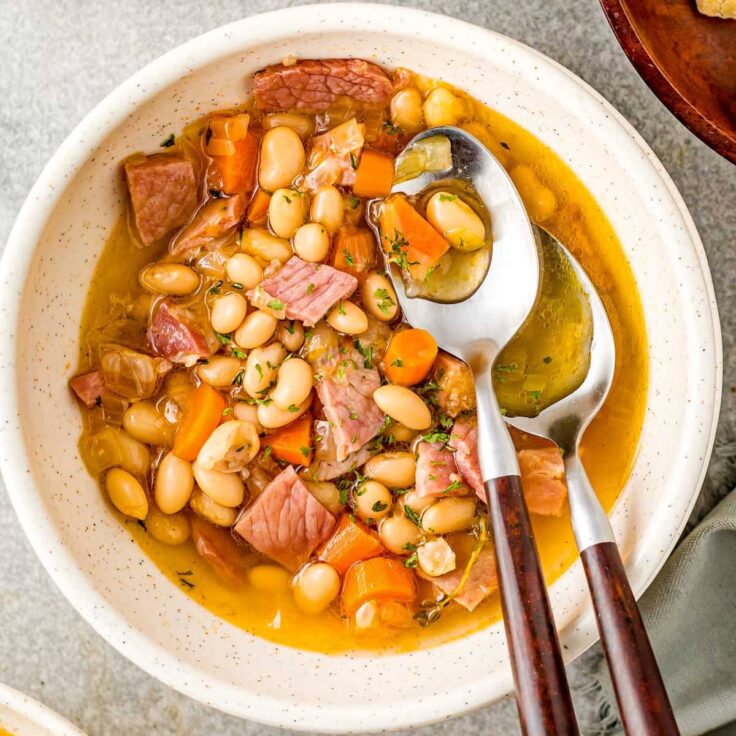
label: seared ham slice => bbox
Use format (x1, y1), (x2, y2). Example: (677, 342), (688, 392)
(449, 418), (484, 498)
(69, 370), (105, 408)
(310, 420), (374, 481)
(234, 466), (336, 570)
(415, 441), (468, 497)
(124, 155), (198, 245)
(148, 301), (217, 366)
(248, 256), (357, 327)
(254, 59), (393, 112)
(316, 367), (385, 462)
(191, 515), (250, 586)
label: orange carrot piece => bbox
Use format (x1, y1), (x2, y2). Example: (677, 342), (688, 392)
(379, 194), (450, 280)
(353, 149), (395, 198)
(341, 556), (416, 616)
(330, 226), (377, 282)
(383, 328), (438, 386)
(212, 130), (259, 195)
(263, 414), (313, 466)
(247, 188), (271, 225)
(173, 383), (226, 461)
(318, 514), (385, 574)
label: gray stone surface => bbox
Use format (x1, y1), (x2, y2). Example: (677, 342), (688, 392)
(0, 1), (733, 735)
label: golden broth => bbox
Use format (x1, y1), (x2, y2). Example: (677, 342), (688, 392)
(77, 76), (648, 654)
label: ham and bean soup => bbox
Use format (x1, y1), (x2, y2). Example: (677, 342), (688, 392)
(70, 59), (647, 652)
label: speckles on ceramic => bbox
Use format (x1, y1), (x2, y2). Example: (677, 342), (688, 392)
(0, 3), (721, 734)
(0, 683), (86, 736)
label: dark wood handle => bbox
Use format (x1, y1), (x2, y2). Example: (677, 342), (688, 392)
(581, 542), (680, 735)
(485, 475), (579, 736)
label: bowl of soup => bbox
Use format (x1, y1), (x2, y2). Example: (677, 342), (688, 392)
(0, 3), (721, 731)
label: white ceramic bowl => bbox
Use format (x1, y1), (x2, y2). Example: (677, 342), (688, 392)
(0, 4), (721, 732)
(0, 684), (85, 736)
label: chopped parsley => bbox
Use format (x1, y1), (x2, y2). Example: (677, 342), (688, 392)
(306, 283), (315, 295)
(222, 407), (233, 416)
(231, 344), (247, 360)
(404, 504), (422, 527)
(267, 298), (285, 311)
(438, 193), (457, 202)
(528, 389), (542, 400)
(231, 282), (243, 290)
(231, 369), (245, 386)
(349, 152), (359, 169)
(443, 479), (464, 494)
(208, 279), (224, 295)
(495, 363), (518, 373)
(254, 363), (263, 379)
(299, 446), (311, 458)
(383, 120), (400, 135)
(374, 288), (395, 314)
(337, 301), (347, 315)
(348, 194), (360, 210)
(342, 249), (355, 266)
(404, 552), (419, 568)
(262, 445), (273, 458)
(419, 430), (451, 446)
(285, 320), (296, 334)
(391, 357), (404, 368)
(372, 500), (388, 513)
(160, 133), (175, 148)
(384, 230), (418, 272)
(353, 339), (374, 368)
(543, 356), (553, 364)
(283, 194), (292, 203)
(287, 404), (300, 413)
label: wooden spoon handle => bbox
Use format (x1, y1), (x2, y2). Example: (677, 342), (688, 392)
(581, 542), (680, 735)
(485, 475), (579, 736)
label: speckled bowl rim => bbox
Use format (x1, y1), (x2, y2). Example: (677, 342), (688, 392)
(0, 3), (721, 732)
(0, 683), (86, 736)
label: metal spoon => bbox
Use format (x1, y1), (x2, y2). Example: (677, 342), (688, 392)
(375, 127), (578, 736)
(507, 231), (680, 735)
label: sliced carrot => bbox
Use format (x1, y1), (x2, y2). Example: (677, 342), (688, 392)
(211, 130), (259, 195)
(318, 514), (385, 574)
(246, 188), (271, 226)
(379, 194), (450, 280)
(263, 414), (313, 466)
(330, 226), (376, 283)
(353, 149), (395, 198)
(341, 556), (416, 616)
(173, 383), (226, 461)
(383, 328), (438, 386)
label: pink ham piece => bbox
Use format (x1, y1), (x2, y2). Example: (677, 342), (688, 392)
(234, 465), (336, 570)
(191, 515), (249, 586)
(316, 367), (385, 462)
(69, 370), (105, 408)
(148, 300), (217, 366)
(424, 544), (498, 612)
(247, 256), (358, 327)
(170, 194), (246, 256)
(254, 59), (393, 112)
(124, 155), (198, 245)
(415, 441), (468, 497)
(302, 118), (365, 192)
(310, 420), (374, 481)
(450, 418), (568, 516)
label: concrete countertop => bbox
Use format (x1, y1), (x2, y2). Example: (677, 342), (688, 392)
(0, 1), (733, 734)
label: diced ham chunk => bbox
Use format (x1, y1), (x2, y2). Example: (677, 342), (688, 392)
(248, 256), (357, 327)
(434, 352), (476, 417)
(424, 542), (498, 612)
(517, 448), (568, 516)
(69, 370), (105, 408)
(124, 155), (198, 246)
(415, 441), (468, 497)
(234, 465), (336, 570)
(190, 515), (249, 586)
(450, 418), (484, 499)
(450, 418), (568, 515)
(148, 300), (217, 366)
(303, 118), (365, 192)
(170, 194), (246, 256)
(309, 420), (374, 481)
(254, 59), (393, 112)
(316, 367), (385, 462)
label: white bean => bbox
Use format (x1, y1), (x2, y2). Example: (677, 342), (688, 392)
(364, 451), (416, 488)
(390, 88), (424, 132)
(123, 401), (172, 446)
(354, 480), (392, 521)
(189, 488), (237, 526)
(373, 385), (432, 430)
(268, 189), (307, 239)
(195, 420), (260, 473)
(139, 263), (200, 296)
(423, 87), (464, 127)
(197, 355), (243, 388)
(226, 253), (263, 289)
(146, 506), (190, 546)
(270, 358), (313, 411)
(361, 271), (398, 322)
(240, 228), (293, 265)
(379, 515), (421, 555)
(155, 451), (194, 514)
(233, 402), (263, 433)
(425, 192), (486, 251)
(401, 490), (435, 515)
(257, 395), (311, 429)
(293, 563), (340, 615)
(326, 301), (368, 335)
(276, 320), (305, 353)
(210, 292), (248, 334)
(421, 497), (477, 534)
(243, 343), (285, 398)
(234, 310), (278, 349)
(192, 462), (245, 508)
(258, 126), (305, 192)
(417, 537), (456, 576)
(293, 222), (330, 262)
(105, 467), (148, 520)
(309, 186), (344, 234)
